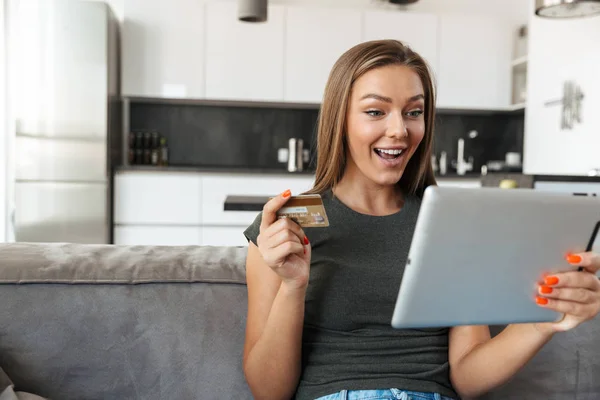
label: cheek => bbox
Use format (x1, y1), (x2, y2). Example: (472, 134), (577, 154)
(407, 120), (426, 145)
(347, 117), (381, 151)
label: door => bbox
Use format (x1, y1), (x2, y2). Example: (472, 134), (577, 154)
(524, 14), (600, 176)
(122, 0), (205, 98)
(284, 6), (362, 103)
(205, 2), (285, 101)
(437, 15), (512, 110)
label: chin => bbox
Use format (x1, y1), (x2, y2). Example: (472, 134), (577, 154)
(371, 169), (406, 187)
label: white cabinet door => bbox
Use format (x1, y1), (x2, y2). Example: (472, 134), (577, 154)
(205, 3), (285, 101)
(284, 7), (362, 103)
(363, 11), (439, 78)
(122, 0), (205, 98)
(202, 226), (249, 247)
(114, 226), (202, 245)
(437, 15), (512, 110)
(524, 15), (600, 176)
(200, 173), (315, 226)
(114, 171), (202, 225)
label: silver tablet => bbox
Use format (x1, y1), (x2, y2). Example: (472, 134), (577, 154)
(391, 186), (600, 329)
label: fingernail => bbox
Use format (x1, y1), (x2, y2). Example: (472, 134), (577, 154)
(282, 189), (291, 198)
(566, 254), (582, 264)
(304, 236), (309, 245)
(539, 285), (553, 294)
(545, 276), (559, 286)
(536, 296), (549, 305)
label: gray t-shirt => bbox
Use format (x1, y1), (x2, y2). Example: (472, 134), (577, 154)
(244, 189), (457, 400)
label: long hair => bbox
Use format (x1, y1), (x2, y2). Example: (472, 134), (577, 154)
(307, 40), (437, 197)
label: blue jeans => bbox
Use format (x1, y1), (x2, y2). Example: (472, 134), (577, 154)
(314, 389), (455, 400)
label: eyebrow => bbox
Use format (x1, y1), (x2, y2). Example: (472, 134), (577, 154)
(360, 93), (425, 103)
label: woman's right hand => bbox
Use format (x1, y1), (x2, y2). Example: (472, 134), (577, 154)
(256, 189), (311, 290)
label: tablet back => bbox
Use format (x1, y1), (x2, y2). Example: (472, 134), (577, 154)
(391, 186), (600, 329)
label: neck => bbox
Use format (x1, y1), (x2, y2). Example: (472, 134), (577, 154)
(333, 162), (404, 216)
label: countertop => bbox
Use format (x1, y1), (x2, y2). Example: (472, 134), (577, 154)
(115, 165), (483, 179)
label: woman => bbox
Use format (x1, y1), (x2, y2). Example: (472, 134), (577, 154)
(242, 40), (600, 400)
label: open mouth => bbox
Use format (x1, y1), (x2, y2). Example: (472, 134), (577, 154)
(374, 148), (404, 160)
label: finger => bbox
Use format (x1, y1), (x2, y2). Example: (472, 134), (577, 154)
(270, 241), (305, 263)
(260, 189), (292, 232)
(263, 217), (306, 244)
(542, 271), (600, 291)
(538, 285), (596, 304)
(567, 252), (600, 273)
(536, 297), (595, 318)
(267, 227), (303, 250)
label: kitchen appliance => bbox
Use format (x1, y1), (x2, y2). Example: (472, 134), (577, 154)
(11, 0), (120, 243)
(535, 0), (600, 18)
(287, 138), (304, 172)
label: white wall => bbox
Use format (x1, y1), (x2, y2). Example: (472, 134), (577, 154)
(1, 0), (7, 242)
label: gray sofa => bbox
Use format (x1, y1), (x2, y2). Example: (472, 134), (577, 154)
(0, 243), (598, 400)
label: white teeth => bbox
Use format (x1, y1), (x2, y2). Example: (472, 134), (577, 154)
(376, 148), (403, 155)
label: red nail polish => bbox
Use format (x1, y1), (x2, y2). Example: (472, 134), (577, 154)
(304, 236), (309, 245)
(545, 276), (559, 286)
(282, 189), (291, 198)
(539, 285), (553, 294)
(536, 296), (549, 305)
(566, 254), (582, 264)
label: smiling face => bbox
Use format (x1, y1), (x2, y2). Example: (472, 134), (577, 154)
(344, 64), (426, 189)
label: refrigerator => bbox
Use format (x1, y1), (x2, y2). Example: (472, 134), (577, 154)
(11, 0), (120, 244)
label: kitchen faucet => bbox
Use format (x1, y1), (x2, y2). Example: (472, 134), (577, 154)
(454, 138), (473, 175)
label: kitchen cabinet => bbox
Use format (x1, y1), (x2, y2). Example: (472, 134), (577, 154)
(524, 15), (600, 176)
(122, 0), (205, 98)
(114, 171), (202, 225)
(205, 2), (285, 101)
(200, 173), (315, 226)
(363, 11), (439, 77)
(437, 15), (512, 110)
(114, 226), (202, 245)
(284, 7), (362, 103)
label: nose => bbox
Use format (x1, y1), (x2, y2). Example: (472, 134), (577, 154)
(386, 111), (408, 138)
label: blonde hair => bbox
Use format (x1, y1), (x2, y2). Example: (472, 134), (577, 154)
(308, 40), (437, 197)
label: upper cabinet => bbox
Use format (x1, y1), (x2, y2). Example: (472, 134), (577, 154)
(363, 11), (439, 77)
(284, 7), (362, 103)
(122, 0), (205, 98)
(205, 3), (285, 101)
(524, 15), (600, 176)
(437, 15), (512, 110)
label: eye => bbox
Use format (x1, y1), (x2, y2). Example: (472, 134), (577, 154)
(406, 109), (424, 118)
(365, 109), (384, 117)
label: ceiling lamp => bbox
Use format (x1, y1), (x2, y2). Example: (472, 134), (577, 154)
(238, 0), (267, 23)
(535, 0), (600, 18)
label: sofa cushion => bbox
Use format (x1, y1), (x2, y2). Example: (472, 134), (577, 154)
(0, 243), (252, 400)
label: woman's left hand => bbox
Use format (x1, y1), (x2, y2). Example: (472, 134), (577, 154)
(535, 252), (600, 333)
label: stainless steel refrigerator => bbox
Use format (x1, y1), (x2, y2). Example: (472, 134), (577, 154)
(12, 0), (120, 244)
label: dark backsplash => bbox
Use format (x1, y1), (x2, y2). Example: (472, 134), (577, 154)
(128, 100), (523, 173)
(129, 102), (319, 170)
(434, 111), (525, 174)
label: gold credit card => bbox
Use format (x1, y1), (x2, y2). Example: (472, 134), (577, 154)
(273, 194), (330, 228)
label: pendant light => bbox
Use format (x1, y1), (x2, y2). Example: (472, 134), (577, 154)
(535, 0), (600, 18)
(238, 0), (267, 23)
